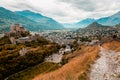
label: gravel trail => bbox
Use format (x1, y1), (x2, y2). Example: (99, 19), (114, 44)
(90, 47), (120, 80)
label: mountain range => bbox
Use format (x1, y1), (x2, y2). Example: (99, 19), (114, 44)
(0, 7), (64, 32)
(63, 18), (95, 29)
(97, 11), (120, 26)
(15, 10), (64, 30)
(63, 11), (120, 29)
(0, 6), (120, 31)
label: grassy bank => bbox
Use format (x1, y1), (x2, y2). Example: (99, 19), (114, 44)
(6, 62), (60, 80)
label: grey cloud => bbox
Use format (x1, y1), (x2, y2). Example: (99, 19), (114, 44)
(50, 11), (68, 17)
(59, 0), (96, 11)
(7, 1), (42, 12)
(0, 0), (120, 23)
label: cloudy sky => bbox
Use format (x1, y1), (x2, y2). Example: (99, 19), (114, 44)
(0, 0), (120, 23)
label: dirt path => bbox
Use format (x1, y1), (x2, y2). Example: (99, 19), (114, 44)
(90, 47), (120, 80)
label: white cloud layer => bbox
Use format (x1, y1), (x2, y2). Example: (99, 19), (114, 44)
(0, 0), (120, 23)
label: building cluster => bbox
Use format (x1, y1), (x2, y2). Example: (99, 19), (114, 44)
(76, 26), (120, 45)
(40, 25), (120, 47)
(77, 26), (120, 40)
(40, 31), (76, 45)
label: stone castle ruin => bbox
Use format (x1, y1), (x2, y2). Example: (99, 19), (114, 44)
(4, 24), (28, 38)
(4, 24), (39, 44)
(10, 24), (26, 33)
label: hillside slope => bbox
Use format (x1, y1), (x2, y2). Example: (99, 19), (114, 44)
(15, 10), (64, 30)
(63, 11), (120, 29)
(97, 11), (120, 26)
(33, 45), (99, 80)
(0, 7), (44, 32)
(33, 41), (120, 80)
(85, 22), (110, 30)
(75, 18), (95, 28)
(0, 7), (64, 33)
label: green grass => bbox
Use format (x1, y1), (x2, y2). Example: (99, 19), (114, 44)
(6, 62), (60, 80)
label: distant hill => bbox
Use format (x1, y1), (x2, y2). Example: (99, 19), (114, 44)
(85, 22), (110, 30)
(0, 7), (64, 33)
(15, 10), (64, 30)
(63, 11), (120, 29)
(76, 22), (110, 32)
(97, 11), (120, 26)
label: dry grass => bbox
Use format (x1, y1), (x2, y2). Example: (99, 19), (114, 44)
(33, 45), (100, 80)
(6, 62), (60, 80)
(102, 41), (120, 52)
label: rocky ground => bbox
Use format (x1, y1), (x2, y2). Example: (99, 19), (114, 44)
(45, 52), (63, 63)
(90, 47), (120, 80)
